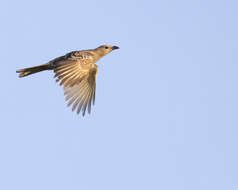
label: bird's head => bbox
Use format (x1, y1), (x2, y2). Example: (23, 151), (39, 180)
(95, 45), (119, 57)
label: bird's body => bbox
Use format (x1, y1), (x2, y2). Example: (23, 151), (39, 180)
(16, 45), (119, 116)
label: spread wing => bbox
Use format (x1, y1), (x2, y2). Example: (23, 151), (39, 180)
(53, 59), (97, 116)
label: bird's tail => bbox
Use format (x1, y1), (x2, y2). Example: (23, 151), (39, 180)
(16, 63), (52, 78)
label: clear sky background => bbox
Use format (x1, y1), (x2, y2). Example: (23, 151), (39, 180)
(1, 0), (238, 189)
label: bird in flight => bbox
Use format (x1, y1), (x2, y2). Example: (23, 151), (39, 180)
(16, 45), (119, 116)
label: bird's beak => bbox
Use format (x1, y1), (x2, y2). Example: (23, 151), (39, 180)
(112, 46), (119, 50)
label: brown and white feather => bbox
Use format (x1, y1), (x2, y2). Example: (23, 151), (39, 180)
(53, 51), (98, 116)
(16, 44), (119, 116)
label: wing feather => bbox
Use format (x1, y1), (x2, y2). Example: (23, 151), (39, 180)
(54, 64), (78, 77)
(53, 59), (97, 116)
(59, 71), (80, 86)
(68, 82), (88, 108)
(77, 87), (91, 114)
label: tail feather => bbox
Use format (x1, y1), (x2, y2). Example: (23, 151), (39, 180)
(16, 63), (52, 78)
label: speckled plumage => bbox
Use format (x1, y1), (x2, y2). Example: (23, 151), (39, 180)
(16, 45), (119, 116)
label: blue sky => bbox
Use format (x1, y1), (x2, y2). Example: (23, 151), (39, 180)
(1, 0), (238, 189)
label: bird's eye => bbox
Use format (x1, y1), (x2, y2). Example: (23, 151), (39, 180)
(105, 46), (109, 49)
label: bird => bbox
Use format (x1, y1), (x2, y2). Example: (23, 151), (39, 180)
(16, 45), (119, 116)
